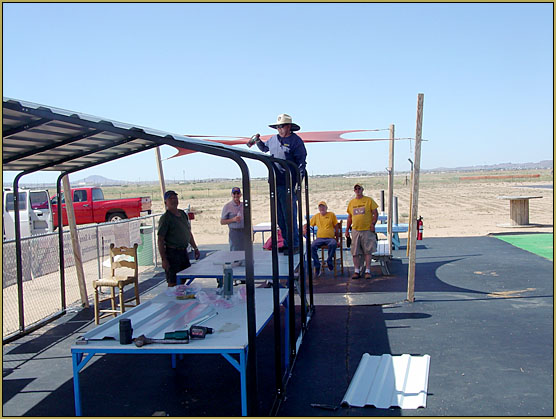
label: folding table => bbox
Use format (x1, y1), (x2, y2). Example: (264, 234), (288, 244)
(71, 287), (288, 416)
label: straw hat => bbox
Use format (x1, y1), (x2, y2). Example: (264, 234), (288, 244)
(268, 114), (301, 131)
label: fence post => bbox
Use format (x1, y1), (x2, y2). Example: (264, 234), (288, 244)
(95, 224), (101, 279)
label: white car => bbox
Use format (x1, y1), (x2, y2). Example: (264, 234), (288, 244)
(3, 188), (54, 241)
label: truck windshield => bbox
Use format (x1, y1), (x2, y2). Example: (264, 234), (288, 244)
(30, 191), (50, 209)
(5, 192), (27, 211)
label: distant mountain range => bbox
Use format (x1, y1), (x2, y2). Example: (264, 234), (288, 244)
(342, 160), (553, 177)
(426, 160), (553, 173)
(73, 175), (121, 185)
(6, 160), (552, 188)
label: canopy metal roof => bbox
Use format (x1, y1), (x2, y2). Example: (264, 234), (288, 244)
(2, 97), (248, 176)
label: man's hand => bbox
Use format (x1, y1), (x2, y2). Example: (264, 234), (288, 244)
(194, 248), (201, 260)
(370, 224), (376, 232)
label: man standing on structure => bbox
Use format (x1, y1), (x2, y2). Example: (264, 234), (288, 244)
(249, 113), (307, 255)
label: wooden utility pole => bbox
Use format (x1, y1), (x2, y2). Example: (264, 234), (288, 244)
(62, 175), (89, 307)
(387, 124), (395, 253)
(155, 147), (167, 202)
(406, 158), (414, 257)
(407, 94), (424, 302)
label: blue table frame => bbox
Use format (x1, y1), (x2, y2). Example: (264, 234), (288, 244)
(71, 288), (288, 416)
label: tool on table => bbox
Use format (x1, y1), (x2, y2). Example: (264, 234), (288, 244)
(186, 311), (218, 339)
(134, 334), (189, 347)
(119, 318), (133, 344)
(164, 330), (189, 340)
(75, 337), (116, 345)
(189, 325), (213, 339)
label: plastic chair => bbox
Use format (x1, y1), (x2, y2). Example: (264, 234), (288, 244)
(320, 220), (344, 276)
(92, 243), (140, 324)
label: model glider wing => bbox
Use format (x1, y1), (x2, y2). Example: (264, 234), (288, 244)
(169, 130), (389, 158)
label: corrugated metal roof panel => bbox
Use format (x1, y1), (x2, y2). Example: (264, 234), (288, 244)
(342, 353), (430, 409)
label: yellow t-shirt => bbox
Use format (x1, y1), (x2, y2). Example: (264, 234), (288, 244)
(310, 212), (338, 239)
(347, 196), (378, 231)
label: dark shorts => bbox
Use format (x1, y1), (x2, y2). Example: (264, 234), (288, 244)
(165, 247), (191, 285)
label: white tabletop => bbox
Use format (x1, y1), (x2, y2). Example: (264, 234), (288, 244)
(75, 287), (288, 351)
(180, 249), (301, 280)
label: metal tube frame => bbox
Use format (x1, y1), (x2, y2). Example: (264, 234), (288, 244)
(3, 101), (315, 415)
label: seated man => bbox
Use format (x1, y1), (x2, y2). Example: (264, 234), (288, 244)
(305, 201), (340, 276)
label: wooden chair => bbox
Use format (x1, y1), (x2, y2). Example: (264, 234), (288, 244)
(93, 243), (140, 324)
(320, 220), (344, 276)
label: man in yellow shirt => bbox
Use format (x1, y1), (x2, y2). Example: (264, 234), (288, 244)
(305, 201), (340, 276)
(345, 184), (379, 279)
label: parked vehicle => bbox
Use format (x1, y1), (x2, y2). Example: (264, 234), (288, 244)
(3, 188), (54, 240)
(51, 187), (152, 228)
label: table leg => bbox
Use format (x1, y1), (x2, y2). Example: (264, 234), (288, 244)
(284, 297), (290, 371)
(72, 352), (83, 416)
(240, 350), (247, 416)
(392, 233), (400, 250)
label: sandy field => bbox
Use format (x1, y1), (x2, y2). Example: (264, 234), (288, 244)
(149, 172), (554, 246)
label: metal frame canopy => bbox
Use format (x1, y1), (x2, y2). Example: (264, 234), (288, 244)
(3, 97), (200, 172)
(2, 96), (303, 416)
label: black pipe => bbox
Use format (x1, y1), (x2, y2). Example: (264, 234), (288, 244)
(284, 160), (307, 332)
(303, 173), (315, 310)
(202, 143), (285, 401)
(12, 173), (25, 332)
(56, 177), (66, 310)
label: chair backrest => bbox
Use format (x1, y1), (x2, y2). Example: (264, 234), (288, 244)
(109, 243), (139, 278)
(337, 219), (343, 246)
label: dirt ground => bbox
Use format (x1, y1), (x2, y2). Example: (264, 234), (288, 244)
(151, 179), (553, 246)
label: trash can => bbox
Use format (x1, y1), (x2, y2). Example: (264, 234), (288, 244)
(137, 225), (154, 266)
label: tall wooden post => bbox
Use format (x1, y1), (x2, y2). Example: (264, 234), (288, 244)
(407, 94), (424, 302)
(406, 159), (414, 257)
(387, 124), (395, 253)
(155, 147), (167, 202)
(62, 175), (89, 307)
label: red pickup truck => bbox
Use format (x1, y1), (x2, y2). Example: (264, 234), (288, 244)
(51, 187), (152, 228)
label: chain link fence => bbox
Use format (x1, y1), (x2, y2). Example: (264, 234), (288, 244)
(3, 214), (162, 340)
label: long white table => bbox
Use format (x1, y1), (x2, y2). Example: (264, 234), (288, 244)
(71, 287), (288, 416)
(178, 249), (301, 282)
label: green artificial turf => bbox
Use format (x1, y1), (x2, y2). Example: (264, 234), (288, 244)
(495, 233), (553, 261)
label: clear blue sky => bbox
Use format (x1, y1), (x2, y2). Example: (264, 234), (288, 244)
(2, 3), (553, 184)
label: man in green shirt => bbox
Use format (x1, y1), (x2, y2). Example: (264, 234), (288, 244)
(157, 190), (200, 287)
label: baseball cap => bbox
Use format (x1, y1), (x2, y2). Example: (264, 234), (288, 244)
(318, 201), (327, 207)
(231, 187), (241, 194)
(353, 183), (363, 190)
(164, 190), (178, 200)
